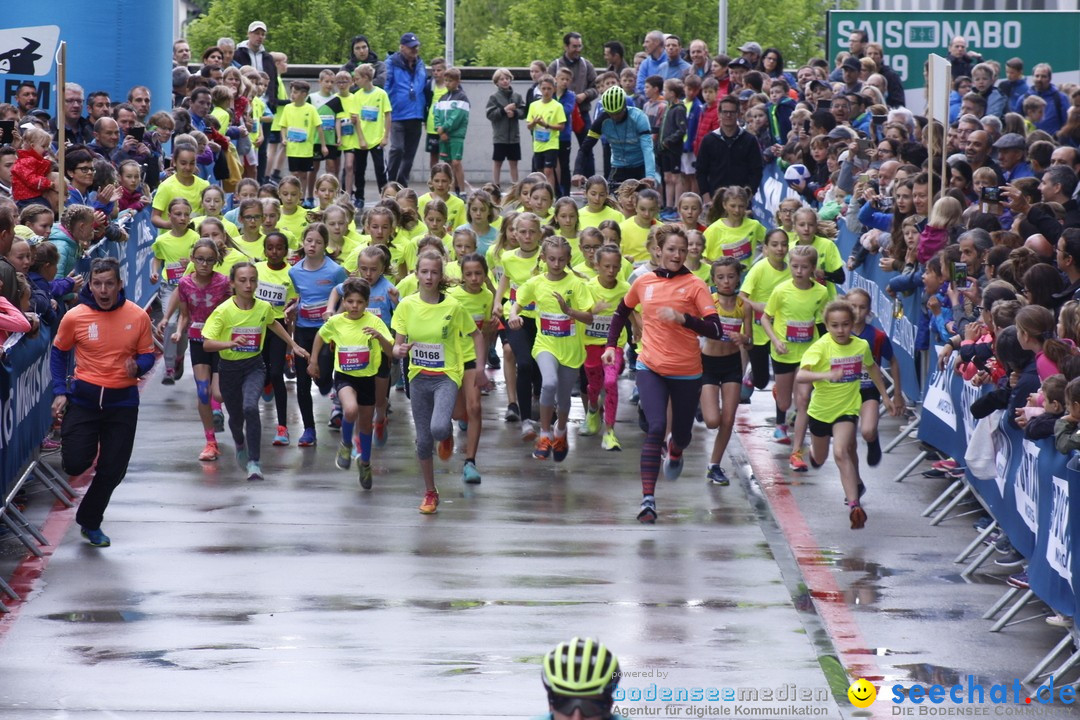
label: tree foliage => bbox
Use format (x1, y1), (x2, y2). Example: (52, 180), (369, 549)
(186, 0), (444, 65)
(185, 0), (855, 68)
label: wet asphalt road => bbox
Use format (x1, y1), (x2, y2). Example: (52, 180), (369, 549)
(0, 359), (1074, 718)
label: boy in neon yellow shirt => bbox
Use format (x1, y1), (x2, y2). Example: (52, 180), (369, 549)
(280, 80), (328, 205)
(349, 64), (391, 207)
(526, 75), (566, 190)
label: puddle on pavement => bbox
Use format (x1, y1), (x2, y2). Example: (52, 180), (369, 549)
(43, 610), (150, 623)
(44, 609), (254, 624)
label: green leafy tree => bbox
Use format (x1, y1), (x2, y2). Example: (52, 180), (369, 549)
(186, 0), (443, 65)
(460, 0), (856, 68)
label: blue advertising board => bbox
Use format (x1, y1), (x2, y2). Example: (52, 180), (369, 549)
(1, 5), (171, 116)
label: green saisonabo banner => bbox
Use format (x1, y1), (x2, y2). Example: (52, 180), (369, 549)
(827, 11), (1080, 95)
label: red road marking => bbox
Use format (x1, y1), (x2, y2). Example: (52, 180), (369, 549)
(738, 421), (891, 719)
(0, 473), (89, 639)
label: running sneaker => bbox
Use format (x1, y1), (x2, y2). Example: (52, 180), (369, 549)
(866, 436), (883, 466)
(358, 462), (373, 489)
(849, 504), (867, 530)
(995, 550), (1025, 568)
(463, 460), (482, 484)
(373, 420), (387, 448)
(552, 435), (569, 462)
(505, 403), (521, 422)
(1046, 613), (1073, 627)
(630, 386), (640, 405)
(246, 461), (263, 481)
(212, 410), (225, 433)
(438, 436), (454, 461)
(487, 346), (501, 370)
(419, 489), (440, 514)
(533, 435), (552, 460)
(707, 464), (730, 486)
(931, 458), (958, 471)
(395, 375), (406, 392)
(162, 367), (175, 385)
(810, 451), (824, 469)
(80, 527), (111, 547)
(336, 442), (352, 470)
(637, 496), (657, 524)
(662, 439), (683, 480)
(789, 449), (808, 472)
(521, 419), (538, 442)
(773, 425), (790, 444)
(40, 436), (61, 452)
(1007, 571), (1029, 589)
(581, 409), (601, 436)
(199, 441), (220, 462)
(173, 357), (185, 381)
(328, 406), (343, 430)
(235, 444), (249, 469)
(601, 429), (621, 451)
(272, 426), (290, 446)
(284, 353), (296, 379)
(457, 419), (468, 431)
(297, 428), (317, 447)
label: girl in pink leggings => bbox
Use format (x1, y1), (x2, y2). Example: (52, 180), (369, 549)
(582, 244), (633, 451)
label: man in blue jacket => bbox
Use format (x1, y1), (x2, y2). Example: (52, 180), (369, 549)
(385, 33), (428, 185)
(1015, 63), (1069, 136)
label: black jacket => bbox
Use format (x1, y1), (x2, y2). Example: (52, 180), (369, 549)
(879, 64), (906, 109)
(234, 44), (279, 111)
(696, 127), (763, 198)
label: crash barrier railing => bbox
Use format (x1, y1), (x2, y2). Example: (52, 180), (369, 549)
(0, 208), (158, 611)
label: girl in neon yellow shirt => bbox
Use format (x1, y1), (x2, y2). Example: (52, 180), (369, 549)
(796, 300), (897, 529)
(582, 245), (633, 452)
(310, 277), (393, 489)
(448, 251), (496, 484)
(202, 262), (310, 481)
(509, 236), (593, 463)
(391, 252), (486, 514)
(578, 176), (624, 230)
(494, 212), (544, 440)
(740, 229), (791, 393)
(685, 230), (711, 286)
(760, 245), (829, 469)
(553, 197), (585, 267)
(703, 186), (765, 263)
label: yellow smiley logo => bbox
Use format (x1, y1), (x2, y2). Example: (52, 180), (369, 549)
(847, 678), (877, 708)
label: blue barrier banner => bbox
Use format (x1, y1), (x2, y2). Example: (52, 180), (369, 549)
(0, 328), (55, 497)
(1028, 450), (1073, 616)
(923, 355), (1076, 616)
(918, 356), (969, 462)
(104, 208), (156, 309)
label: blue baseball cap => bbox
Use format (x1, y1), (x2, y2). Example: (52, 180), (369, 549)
(400, 33), (420, 48)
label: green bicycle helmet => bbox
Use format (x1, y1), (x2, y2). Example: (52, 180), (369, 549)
(600, 86), (626, 115)
(542, 637), (620, 697)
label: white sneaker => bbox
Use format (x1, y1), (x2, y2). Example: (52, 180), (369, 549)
(521, 419), (538, 442)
